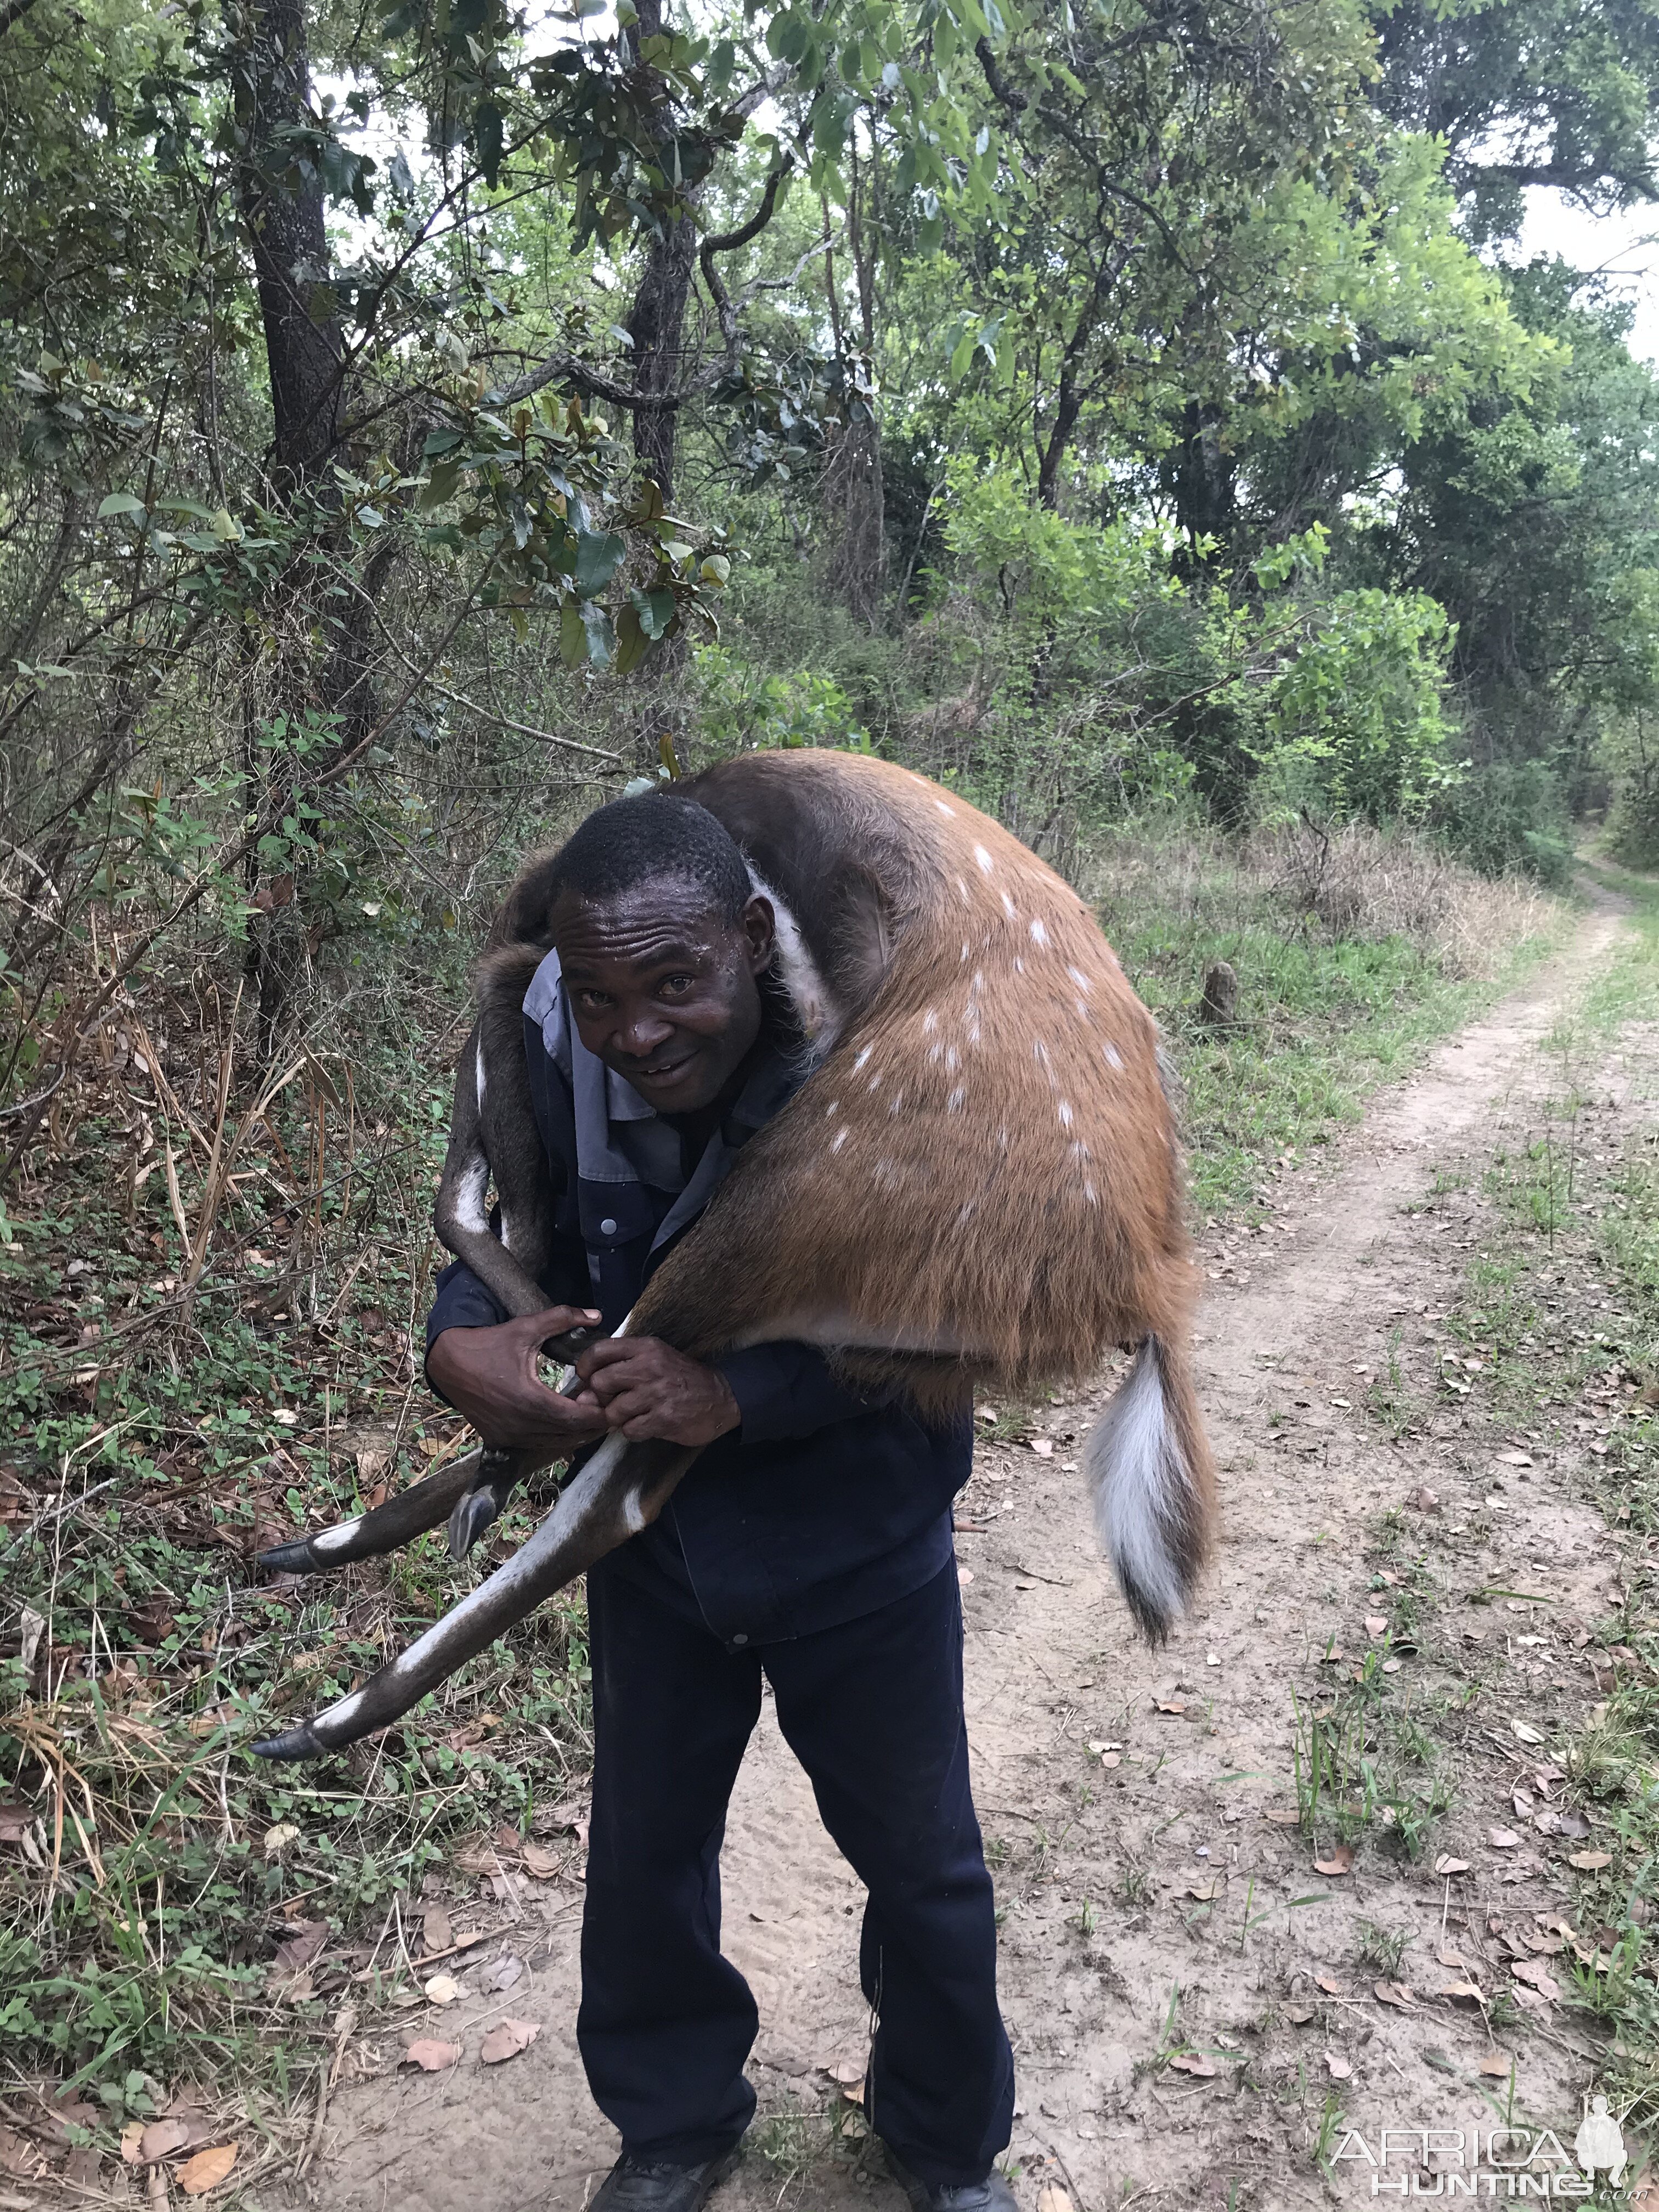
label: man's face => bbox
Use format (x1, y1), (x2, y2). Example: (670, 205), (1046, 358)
(552, 872), (775, 1115)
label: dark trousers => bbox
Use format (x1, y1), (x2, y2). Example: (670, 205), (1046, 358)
(576, 1558), (1015, 2185)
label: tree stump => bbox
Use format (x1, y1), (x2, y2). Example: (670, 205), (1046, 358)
(1198, 960), (1239, 1029)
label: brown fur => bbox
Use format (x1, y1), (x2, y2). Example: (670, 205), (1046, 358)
(452, 751), (1216, 1615)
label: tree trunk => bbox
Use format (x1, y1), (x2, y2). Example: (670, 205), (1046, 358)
(622, 0), (698, 507)
(234, 0), (342, 488)
(821, 146), (887, 625)
(1167, 397), (1236, 565)
(1037, 368), (1082, 511)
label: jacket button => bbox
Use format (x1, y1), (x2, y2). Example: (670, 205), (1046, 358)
(600, 1217), (618, 1236)
(731, 1633), (749, 1646)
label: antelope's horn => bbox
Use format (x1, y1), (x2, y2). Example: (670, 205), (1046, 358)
(251, 1432), (695, 1760)
(257, 1449), (487, 1574)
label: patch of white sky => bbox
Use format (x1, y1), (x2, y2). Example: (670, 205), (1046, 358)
(1511, 188), (1659, 360)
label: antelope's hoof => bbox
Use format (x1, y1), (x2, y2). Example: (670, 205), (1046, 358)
(447, 1486), (501, 1561)
(257, 1537), (319, 1575)
(252, 1723), (328, 1762)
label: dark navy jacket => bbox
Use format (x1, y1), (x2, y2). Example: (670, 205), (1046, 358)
(426, 947), (972, 1651)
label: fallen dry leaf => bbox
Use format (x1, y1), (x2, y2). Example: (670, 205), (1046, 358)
(1029, 1438), (1053, 1458)
(422, 1904), (452, 1953)
(403, 2039), (461, 2071)
(424, 1973), (460, 2005)
(480, 2018), (540, 2065)
(1435, 1854), (1471, 1877)
(823, 2058), (866, 2087)
(1263, 1808), (1301, 1826)
(1406, 1486), (1440, 1513)
(1284, 2004), (1316, 2025)
(1035, 2186), (1073, 2212)
(1436, 1945), (1467, 1970)
(1098, 1751), (1121, 1769)
(484, 1954), (524, 1993)
(178, 2144), (238, 2196)
(1314, 1974), (1345, 1996)
(272, 1920), (329, 1976)
(1167, 2052), (1217, 2078)
(1487, 1828), (1522, 1850)
(1374, 1980), (1416, 2010)
(1495, 1450), (1534, 1468)
(1511, 1720), (1545, 1746)
(1569, 1849), (1612, 1870)
(1314, 1844), (1355, 1877)
(1381, 1658), (1403, 1674)
(1325, 2052), (1353, 2080)
(1153, 1696), (1186, 1714)
(521, 1842), (560, 1879)
(1510, 1961), (1560, 1999)
(1363, 1615), (1388, 1637)
(1439, 1982), (1485, 2004)
(1185, 1876), (1222, 1901)
(1479, 2054), (1516, 2079)
(139, 2119), (191, 2163)
(121, 2124), (145, 2166)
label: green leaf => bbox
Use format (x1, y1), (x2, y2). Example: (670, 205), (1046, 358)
(558, 596), (588, 669)
(419, 461), (462, 513)
(573, 529), (625, 598)
(579, 599), (615, 668)
(422, 428), (465, 458)
(614, 602), (651, 675)
(97, 493), (148, 520)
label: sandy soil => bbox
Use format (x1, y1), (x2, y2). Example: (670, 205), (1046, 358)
(302, 903), (1650, 2212)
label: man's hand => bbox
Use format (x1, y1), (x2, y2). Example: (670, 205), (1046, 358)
(427, 1308), (610, 1455)
(574, 1336), (741, 1447)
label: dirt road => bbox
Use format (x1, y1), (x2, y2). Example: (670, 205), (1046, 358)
(311, 904), (1644, 2212)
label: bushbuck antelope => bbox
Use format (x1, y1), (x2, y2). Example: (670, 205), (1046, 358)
(253, 749), (1213, 1761)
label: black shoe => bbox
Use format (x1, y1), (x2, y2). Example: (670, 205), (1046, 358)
(882, 2147), (1017, 2212)
(591, 2147), (742, 2212)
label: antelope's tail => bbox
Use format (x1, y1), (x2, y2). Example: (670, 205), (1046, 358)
(1084, 1334), (1214, 1643)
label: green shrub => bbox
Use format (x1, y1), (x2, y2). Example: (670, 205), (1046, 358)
(1432, 758), (1573, 883)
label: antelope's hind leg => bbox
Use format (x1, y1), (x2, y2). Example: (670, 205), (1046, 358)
(445, 1446), (526, 1560)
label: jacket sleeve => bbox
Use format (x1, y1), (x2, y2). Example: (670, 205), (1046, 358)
(712, 1342), (883, 1445)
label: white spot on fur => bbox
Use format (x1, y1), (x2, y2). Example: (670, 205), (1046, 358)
(826, 1100), (840, 1117)
(867, 1074), (882, 1092)
(1068, 966), (1091, 992)
(831, 1128), (848, 1153)
(1084, 1180), (1099, 1205)
(475, 1039), (487, 1110)
(936, 799), (956, 815)
(956, 876), (970, 903)
(974, 845), (994, 874)
(1070, 1139), (1092, 1163)
(889, 1092), (905, 1115)
(957, 1201), (976, 1226)
(944, 1046), (959, 1072)
(1058, 1101), (1074, 1128)
(1000, 889), (1017, 919)
(947, 1087), (966, 1112)
(1076, 998), (1091, 1020)
(922, 1008), (938, 1034)
(854, 1045), (873, 1072)
(1014, 956), (1024, 975)
(1034, 1040), (1051, 1066)
(1030, 918), (1048, 946)
(1103, 1041), (1124, 1070)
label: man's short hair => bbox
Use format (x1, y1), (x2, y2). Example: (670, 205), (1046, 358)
(550, 789), (752, 928)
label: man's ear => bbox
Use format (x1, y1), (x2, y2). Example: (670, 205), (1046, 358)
(741, 894), (776, 975)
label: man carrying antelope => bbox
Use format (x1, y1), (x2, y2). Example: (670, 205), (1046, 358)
(259, 751), (1212, 2212)
(425, 791), (1018, 2212)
